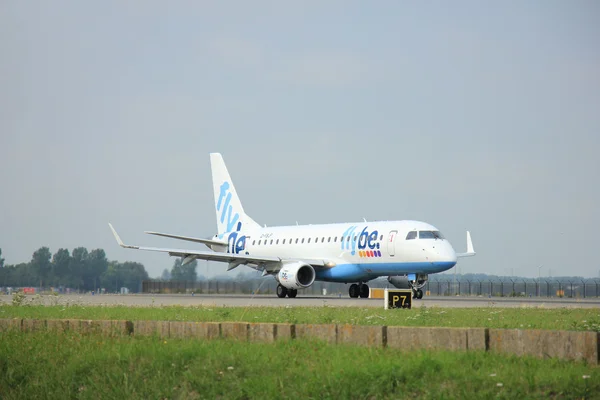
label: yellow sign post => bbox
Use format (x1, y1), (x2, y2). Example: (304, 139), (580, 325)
(384, 288), (412, 309)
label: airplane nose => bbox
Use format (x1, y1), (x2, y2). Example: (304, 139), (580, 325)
(425, 241), (456, 263)
(444, 241), (457, 263)
(435, 242), (457, 263)
(447, 243), (458, 263)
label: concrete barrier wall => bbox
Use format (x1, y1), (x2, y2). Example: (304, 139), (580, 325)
(274, 323), (294, 341)
(221, 322), (248, 341)
(47, 319), (69, 333)
(1, 318), (597, 364)
(295, 324), (337, 344)
(0, 318), (22, 332)
(489, 328), (598, 365)
(388, 327), (468, 351)
(133, 320), (170, 337)
(22, 319), (46, 332)
(338, 324), (386, 347)
(249, 323), (276, 343)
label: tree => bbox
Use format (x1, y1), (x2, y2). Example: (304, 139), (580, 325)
(101, 261), (149, 293)
(51, 249), (71, 286)
(30, 247), (52, 287)
(171, 258), (198, 281)
(120, 261), (149, 292)
(0, 248), (5, 268)
(86, 249), (108, 291)
(160, 268), (171, 281)
(70, 247), (88, 289)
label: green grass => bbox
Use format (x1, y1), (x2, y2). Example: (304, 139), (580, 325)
(1, 303), (599, 331)
(0, 331), (597, 399)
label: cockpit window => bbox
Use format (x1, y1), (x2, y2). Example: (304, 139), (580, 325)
(419, 231), (444, 239)
(406, 231), (417, 240)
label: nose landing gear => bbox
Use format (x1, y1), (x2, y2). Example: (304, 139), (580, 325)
(349, 283), (370, 298)
(409, 274), (428, 300)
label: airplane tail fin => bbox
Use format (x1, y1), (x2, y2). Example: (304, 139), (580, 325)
(210, 153), (260, 237)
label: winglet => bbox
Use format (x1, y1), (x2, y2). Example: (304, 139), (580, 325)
(466, 231), (474, 254)
(108, 223), (139, 249)
(456, 230), (476, 258)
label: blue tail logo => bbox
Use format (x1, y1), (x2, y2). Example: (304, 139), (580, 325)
(217, 181), (240, 236)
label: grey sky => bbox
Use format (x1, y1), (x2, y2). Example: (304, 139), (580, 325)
(1, 1), (598, 279)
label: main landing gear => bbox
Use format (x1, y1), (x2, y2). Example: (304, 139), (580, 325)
(348, 283), (369, 298)
(276, 284), (297, 298)
(413, 288), (423, 299)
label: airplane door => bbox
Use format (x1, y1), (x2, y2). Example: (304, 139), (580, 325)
(388, 230), (398, 257)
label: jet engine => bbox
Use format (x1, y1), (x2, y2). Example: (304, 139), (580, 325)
(388, 274), (429, 290)
(276, 262), (316, 289)
(387, 275), (410, 289)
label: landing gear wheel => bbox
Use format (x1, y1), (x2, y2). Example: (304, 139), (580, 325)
(415, 289), (423, 299)
(349, 284), (359, 298)
(359, 284), (370, 298)
(288, 289), (298, 298)
(277, 284), (288, 298)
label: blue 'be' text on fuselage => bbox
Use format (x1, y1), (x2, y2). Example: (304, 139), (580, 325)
(341, 226), (380, 256)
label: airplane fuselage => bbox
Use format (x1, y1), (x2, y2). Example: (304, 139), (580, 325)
(217, 220), (457, 283)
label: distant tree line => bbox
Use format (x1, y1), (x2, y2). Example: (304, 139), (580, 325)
(159, 258), (199, 282)
(0, 247), (149, 293)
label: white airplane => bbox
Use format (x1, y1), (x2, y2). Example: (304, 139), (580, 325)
(109, 153), (475, 299)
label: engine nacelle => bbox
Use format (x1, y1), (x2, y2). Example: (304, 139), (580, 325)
(388, 274), (429, 289)
(277, 262), (316, 289)
(387, 275), (410, 289)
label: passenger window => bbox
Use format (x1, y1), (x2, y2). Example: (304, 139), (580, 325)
(334, 237), (337, 242)
(258, 240), (261, 245)
(270, 239), (273, 245)
(406, 231), (417, 240)
(308, 238), (311, 243)
(380, 234), (383, 240)
(328, 237), (331, 242)
(302, 238), (305, 243)
(283, 239), (286, 245)
(252, 240), (256, 245)
(276, 239), (279, 244)
(295, 238), (298, 244)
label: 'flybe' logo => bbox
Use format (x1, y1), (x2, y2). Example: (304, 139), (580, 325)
(217, 181), (240, 238)
(227, 223), (246, 254)
(341, 226), (382, 258)
(216, 181), (247, 254)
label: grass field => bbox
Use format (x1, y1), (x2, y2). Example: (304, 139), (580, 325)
(0, 331), (597, 399)
(1, 302), (599, 332)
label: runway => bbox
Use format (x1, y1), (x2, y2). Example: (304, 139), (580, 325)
(2, 294), (599, 308)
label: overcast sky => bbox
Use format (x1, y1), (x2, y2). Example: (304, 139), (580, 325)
(1, 1), (598, 279)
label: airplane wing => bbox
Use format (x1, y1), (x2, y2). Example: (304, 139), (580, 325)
(109, 223), (328, 272)
(456, 231), (476, 258)
(144, 230), (227, 248)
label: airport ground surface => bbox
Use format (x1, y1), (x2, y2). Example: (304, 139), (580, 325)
(2, 293), (599, 308)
